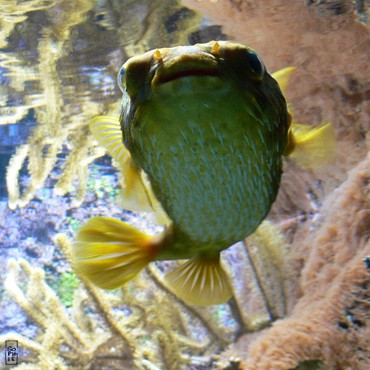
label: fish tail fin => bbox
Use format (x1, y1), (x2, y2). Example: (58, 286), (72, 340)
(284, 121), (336, 168)
(166, 255), (233, 306)
(73, 217), (159, 289)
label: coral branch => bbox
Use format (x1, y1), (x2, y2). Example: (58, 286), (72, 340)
(226, 154), (370, 370)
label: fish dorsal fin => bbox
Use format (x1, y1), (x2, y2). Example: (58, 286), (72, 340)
(89, 116), (128, 167)
(272, 66), (296, 96)
(166, 255), (233, 306)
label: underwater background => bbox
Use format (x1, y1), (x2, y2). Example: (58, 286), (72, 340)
(0, 1), (369, 369)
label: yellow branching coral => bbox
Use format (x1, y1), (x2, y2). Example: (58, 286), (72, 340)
(0, 0), (58, 49)
(3, 0), (98, 209)
(1, 223), (293, 369)
(2, 0), (202, 210)
(1, 258), (111, 369)
(121, 0), (201, 56)
(242, 220), (289, 322)
(0, 234), (224, 368)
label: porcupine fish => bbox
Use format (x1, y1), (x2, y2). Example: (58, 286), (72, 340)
(73, 41), (334, 305)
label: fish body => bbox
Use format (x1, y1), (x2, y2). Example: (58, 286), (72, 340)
(121, 42), (288, 258)
(73, 41), (335, 305)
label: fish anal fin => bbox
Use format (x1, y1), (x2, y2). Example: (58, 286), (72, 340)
(166, 255), (233, 306)
(73, 217), (158, 289)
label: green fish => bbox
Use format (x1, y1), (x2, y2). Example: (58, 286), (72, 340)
(73, 41), (335, 305)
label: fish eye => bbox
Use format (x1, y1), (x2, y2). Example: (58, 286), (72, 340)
(117, 66), (126, 92)
(247, 51), (265, 79)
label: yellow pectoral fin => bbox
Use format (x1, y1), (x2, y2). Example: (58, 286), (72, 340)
(89, 115), (148, 209)
(89, 116), (167, 216)
(120, 157), (154, 212)
(73, 217), (156, 289)
(272, 66), (296, 96)
(166, 255), (233, 306)
(120, 161), (170, 225)
(285, 121), (336, 168)
(89, 115), (128, 167)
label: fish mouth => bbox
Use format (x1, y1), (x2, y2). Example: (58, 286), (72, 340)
(157, 66), (219, 84)
(152, 55), (219, 86)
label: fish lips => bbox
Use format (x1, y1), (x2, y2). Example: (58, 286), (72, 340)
(151, 55), (221, 90)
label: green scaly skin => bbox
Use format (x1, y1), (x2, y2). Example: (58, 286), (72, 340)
(119, 41), (289, 260)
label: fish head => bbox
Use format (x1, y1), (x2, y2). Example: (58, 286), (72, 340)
(118, 41), (288, 160)
(117, 41), (277, 101)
